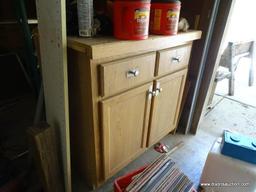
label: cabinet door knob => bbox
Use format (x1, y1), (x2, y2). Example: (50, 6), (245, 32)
(148, 85), (155, 99)
(155, 87), (163, 96)
(148, 90), (156, 96)
(156, 88), (163, 92)
(126, 69), (140, 78)
(172, 56), (181, 63)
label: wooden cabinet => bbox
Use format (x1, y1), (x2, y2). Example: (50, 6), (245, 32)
(67, 31), (201, 188)
(147, 69), (187, 146)
(101, 69), (187, 178)
(101, 83), (153, 178)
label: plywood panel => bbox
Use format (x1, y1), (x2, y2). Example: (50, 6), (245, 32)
(68, 49), (98, 188)
(28, 123), (63, 192)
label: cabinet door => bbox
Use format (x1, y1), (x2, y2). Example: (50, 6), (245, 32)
(101, 82), (153, 178)
(147, 69), (187, 146)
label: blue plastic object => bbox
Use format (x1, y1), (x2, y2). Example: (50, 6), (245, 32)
(221, 131), (256, 164)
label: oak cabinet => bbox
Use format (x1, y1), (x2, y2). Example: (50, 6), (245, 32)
(101, 69), (187, 178)
(101, 83), (153, 178)
(147, 69), (187, 146)
(67, 31), (201, 188)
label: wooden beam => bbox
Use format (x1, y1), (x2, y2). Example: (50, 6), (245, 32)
(35, 0), (71, 191)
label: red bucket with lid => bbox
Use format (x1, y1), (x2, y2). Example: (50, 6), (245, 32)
(150, 0), (181, 35)
(113, 0), (151, 40)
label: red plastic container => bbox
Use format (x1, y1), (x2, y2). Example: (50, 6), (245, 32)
(114, 165), (198, 192)
(113, 0), (151, 40)
(150, 0), (181, 35)
(114, 166), (147, 192)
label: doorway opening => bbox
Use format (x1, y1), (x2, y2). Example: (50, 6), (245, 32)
(205, 0), (256, 137)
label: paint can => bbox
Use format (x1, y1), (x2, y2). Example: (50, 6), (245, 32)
(113, 0), (151, 40)
(150, 0), (181, 35)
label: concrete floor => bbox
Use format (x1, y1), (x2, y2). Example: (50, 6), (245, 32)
(73, 95), (256, 192)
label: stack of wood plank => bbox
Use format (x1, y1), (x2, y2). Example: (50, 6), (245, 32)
(126, 154), (196, 192)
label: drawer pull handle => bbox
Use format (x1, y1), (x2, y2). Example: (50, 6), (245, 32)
(126, 69), (140, 78)
(172, 56), (181, 63)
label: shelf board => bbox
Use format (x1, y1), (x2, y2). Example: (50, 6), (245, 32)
(0, 19), (38, 25)
(68, 30), (202, 60)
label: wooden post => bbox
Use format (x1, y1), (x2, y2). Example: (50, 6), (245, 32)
(249, 41), (255, 86)
(228, 42), (235, 96)
(35, 0), (71, 191)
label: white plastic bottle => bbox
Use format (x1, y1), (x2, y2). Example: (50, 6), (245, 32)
(77, 0), (94, 37)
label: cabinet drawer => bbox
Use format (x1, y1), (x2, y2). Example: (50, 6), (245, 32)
(156, 44), (192, 76)
(100, 53), (156, 97)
